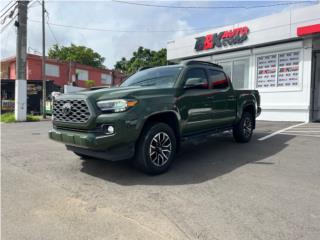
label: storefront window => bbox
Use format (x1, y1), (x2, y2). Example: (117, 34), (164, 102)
(218, 58), (249, 89)
(256, 54), (277, 88)
(256, 51), (300, 88)
(233, 59), (249, 89)
(277, 51), (300, 87)
(219, 62), (232, 78)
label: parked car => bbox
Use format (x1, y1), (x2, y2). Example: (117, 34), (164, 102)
(49, 61), (261, 174)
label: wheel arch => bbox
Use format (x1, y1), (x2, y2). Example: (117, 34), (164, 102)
(139, 111), (181, 147)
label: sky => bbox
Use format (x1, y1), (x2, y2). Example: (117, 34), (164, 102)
(0, 0), (318, 69)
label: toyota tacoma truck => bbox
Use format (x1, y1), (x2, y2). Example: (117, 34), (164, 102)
(49, 61), (261, 174)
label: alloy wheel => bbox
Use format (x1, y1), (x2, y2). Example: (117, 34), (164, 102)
(243, 117), (252, 137)
(149, 132), (172, 167)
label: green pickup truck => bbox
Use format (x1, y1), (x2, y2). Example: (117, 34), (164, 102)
(49, 61), (261, 174)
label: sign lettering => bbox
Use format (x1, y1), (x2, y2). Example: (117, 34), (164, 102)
(195, 26), (249, 51)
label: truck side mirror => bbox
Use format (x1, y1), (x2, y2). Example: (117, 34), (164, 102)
(184, 77), (208, 89)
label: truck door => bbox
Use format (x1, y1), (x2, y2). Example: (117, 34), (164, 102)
(207, 69), (237, 126)
(177, 68), (215, 135)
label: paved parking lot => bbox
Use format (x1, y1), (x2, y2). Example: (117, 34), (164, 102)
(2, 121), (320, 240)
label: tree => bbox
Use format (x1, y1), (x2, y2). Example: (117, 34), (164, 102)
(48, 44), (105, 68)
(115, 47), (167, 75)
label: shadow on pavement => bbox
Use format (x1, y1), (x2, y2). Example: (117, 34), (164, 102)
(80, 132), (294, 186)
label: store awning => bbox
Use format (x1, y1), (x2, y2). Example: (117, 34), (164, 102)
(297, 24), (320, 37)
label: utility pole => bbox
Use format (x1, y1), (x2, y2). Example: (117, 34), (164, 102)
(42, 0), (46, 118)
(15, 0), (29, 121)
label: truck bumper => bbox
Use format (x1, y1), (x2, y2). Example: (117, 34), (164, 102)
(48, 128), (135, 161)
(66, 144), (135, 161)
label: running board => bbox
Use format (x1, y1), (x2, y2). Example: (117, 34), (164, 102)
(181, 126), (233, 142)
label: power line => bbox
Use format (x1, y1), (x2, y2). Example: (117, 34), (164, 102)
(0, 1), (16, 19)
(28, 19), (211, 33)
(28, 15), (320, 36)
(2, 18), (15, 54)
(0, 3), (17, 27)
(28, 46), (41, 54)
(0, 0), (14, 14)
(112, 0), (316, 9)
(46, 21), (59, 44)
(45, 11), (59, 44)
(0, 0), (13, 13)
(0, 13), (17, 33)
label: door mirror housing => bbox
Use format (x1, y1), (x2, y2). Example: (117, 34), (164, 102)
(184, 77), (208, 89)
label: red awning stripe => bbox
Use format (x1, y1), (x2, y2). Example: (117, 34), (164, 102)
(297, 24), (320, 37)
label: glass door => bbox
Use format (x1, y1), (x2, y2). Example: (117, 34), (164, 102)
(312, 52), (320, 122)
(216, 58), (250, 89)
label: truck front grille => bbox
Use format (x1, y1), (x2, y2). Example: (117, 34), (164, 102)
(53, 99), (91, 123)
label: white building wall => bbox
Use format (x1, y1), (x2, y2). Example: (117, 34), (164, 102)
(254, 40), (312, 122)
(167, 4), (319, 122)
(177, 42), (313, 122)
(167, 4), (320, 61)
(204, 41), (312, 122)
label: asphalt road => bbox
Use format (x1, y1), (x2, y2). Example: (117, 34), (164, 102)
(2, 121), (320, 240)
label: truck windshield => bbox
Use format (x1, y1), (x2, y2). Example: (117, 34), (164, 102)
(121, 66), (182, 88)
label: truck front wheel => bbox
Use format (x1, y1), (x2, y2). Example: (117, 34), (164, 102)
(233, 112), (254, 143)
(134, 122), (177, 175)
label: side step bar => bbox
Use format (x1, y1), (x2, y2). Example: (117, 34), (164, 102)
(181, 126), (233, 142)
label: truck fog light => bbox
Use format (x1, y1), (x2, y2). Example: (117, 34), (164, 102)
(101, 124), (115, 134)
(107, 126), (114, 134)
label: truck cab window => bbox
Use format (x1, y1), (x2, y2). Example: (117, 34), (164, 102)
(208, 69), (229, 90)
(184, 68), (208, 89)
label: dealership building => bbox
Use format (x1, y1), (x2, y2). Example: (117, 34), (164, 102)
(167, 4), (320, 122)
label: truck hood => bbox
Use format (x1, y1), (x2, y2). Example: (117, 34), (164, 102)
(60, 86), (176, 101)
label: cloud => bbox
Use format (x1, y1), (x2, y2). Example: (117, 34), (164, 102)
(2, 0), (317, 69)
(1, 1), (193, 68)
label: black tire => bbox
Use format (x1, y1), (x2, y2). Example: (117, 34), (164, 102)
(134, 122), (177, 175)
(233, 112), (254, 143)
(73, 151), (91, 159)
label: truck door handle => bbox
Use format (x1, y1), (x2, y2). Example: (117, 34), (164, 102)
(208, 96), (215, 99)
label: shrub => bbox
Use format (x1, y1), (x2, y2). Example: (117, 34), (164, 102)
(84, 80), (95, 88)
(0, 113), (41, 123)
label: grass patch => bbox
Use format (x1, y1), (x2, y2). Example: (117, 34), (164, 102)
(26, 115), (41, 122)
(1, 113), (15, 123)
(1, 113), (41, 123)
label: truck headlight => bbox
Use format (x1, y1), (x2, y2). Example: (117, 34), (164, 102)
(97, 99), (138, 113)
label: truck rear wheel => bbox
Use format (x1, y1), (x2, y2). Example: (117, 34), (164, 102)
(233, 112), (253, 143)
(134, 122), (177, 175)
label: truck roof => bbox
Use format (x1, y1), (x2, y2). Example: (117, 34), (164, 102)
(180, 60), (223, 69)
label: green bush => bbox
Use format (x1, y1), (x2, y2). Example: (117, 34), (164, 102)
(84, 79), (95, 88)
(26, 115), (41, 122)
(0, 113), (41, 123)
(0, 113), (15, 123)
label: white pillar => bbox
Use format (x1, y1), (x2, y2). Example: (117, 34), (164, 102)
(15, 1), (28, 122)
(14, 79), (27, 121)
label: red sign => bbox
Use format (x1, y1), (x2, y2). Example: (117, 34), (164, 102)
(297, 24), (320, 37)
(195, 26), (249, 51)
